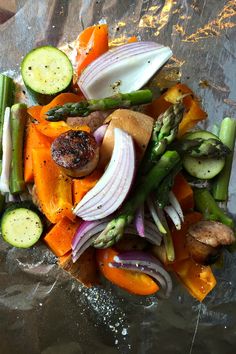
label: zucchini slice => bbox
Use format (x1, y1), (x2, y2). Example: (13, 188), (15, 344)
(21, 46), (73, 105)
(183, 156), (225, 180)
(1, 205), (43, 248)
(182, 130), (225, 179)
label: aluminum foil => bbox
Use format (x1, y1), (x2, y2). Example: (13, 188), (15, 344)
(0, 1), (236, 353)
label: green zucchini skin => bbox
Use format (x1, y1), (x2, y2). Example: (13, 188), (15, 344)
(182, 130), (225, 179)
(21, 46), (73, 105)
(1, 203), (43, 248)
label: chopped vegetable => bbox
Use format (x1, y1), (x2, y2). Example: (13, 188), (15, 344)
(142, 103), (184, 174)
(72, 169), (102, 205)
(134, 205), (145, 237)
(194, 188), (235, 229)
(172, 174), (194, 212)
(24, 122), (52, 183)
(213, 117), (236, 201)
(171, 212), (203, 263)
(32, 147), (74, 224)
(21, 46), (73, 104)
(173, 258), (217, 302)
(44, 217), (80, 257)
(45, 90), (153, 122)
(28, 93), (89, 139)
(144, 83), (207, 137)
(96, 248), (159, 295)
(74, 128), (135, 220)
(75, 24), (109, 77)
(1, 203), (43, 248)
(78, 41), (172, 99)
(183, 155), (225, 180)
(94, 150), (180, 249)
(111, 251), (173, 297)
(0, 107), (11, 193)
(59, 248), (98, 287)
(10, 104), (28, 194)
(0, 74), (15, 155)
(186, 220), (235, 265)
(99, 108), (154, 168)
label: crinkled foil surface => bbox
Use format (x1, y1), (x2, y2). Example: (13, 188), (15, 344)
(0, 1), (236, 353)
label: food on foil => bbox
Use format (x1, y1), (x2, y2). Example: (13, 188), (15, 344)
(0, 23), (235, 302)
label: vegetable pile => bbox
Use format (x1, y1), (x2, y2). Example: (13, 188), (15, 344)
(0, 23), (235, 302)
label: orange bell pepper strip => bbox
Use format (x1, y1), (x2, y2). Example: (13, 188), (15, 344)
(72, 169), (103, 205)
(28, 93), (89, 139)
(171, 212), (203, 263)
(172, 173), (194, 213)
(75, 24), (109, 76)
(144, 83), (207, 137)
(96, 248), (159, 295)
(24, 122), (52, 183)
(32, 147), (75, 224)
(44, 217), (80, 257)
(169, 211), (216, 301)
(172, 258), (217, 302)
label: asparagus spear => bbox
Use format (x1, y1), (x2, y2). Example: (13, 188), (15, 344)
(0, 74), (15, 155)
(93, 150), (180, 248)
(194, 188), (235, 229)
(46, 89), (153, 121)
(142, 103), (184, 173)
(10, 103), (27, 194)
(175, 138), (231, 158)
(212, 118), (236, 201)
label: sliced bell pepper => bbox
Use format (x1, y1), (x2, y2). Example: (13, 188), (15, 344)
(172, 258), (217, 302)
(144, 83), (207, 137)
(32, 147), (75, 223)
(96, 248), (159, 295)
(24, 122), (52, 183)
(28, 93), (89, 139)
(75, 24), (109, 76)
(44, 217), (81, 256)
(171, 212), (203, 263)
(172, 173), (194, 213)
(72, 169), (103, 205)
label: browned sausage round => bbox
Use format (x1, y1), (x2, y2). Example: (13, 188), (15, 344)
(51, 130), (99, 178)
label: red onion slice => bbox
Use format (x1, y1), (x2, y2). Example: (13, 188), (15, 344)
(93, 124), (108, 145)
(80, 42), (160, 88)
(112, 251), (172, 297)
(78, 134), (133, 219)
(73, 128), (135, 220)
(134, 205), (145, 237)
(78, 41), (172, 99)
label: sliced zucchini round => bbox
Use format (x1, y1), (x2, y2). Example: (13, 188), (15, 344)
(21, 46), (73, 105)
(183, 156), (225, 179)
(183, 130), (219, 140)
(182, 130), (225, 179)
(1, 206), (43, 248)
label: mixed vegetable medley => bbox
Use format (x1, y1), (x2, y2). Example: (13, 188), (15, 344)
(0, 24), (235, 301)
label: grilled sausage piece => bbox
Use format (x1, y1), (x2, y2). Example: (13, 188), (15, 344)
(51, 130), (99, 178)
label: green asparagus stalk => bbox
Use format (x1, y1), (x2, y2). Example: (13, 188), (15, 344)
(0, 74), (15, 155)
(212, 118), (236, 201)
(46, 89), (153, 121)
(174, 138), (231, 158)
(194, 188), (235, 229)
(10, 103), (27, 194)
(141, 103), (184, 173)
(154, 161), (182, 208)
(93, 150), (181, 249)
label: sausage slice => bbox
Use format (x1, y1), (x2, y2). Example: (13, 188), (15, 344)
(51, 130), (99, 177)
